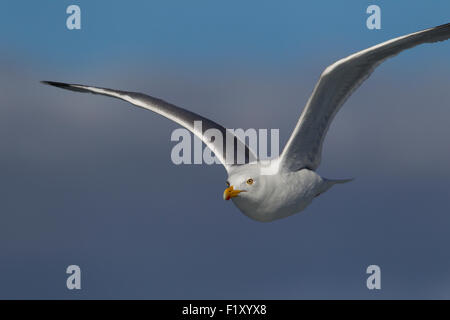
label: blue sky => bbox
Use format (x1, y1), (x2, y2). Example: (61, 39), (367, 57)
(1, 1), (450, 299)
(2, 1), (449, 67)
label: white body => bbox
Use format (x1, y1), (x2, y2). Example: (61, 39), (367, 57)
(231, 167), (326, 222)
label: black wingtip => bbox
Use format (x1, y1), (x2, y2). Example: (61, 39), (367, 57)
(41, 80), (90, 93)
(41, 80), (71, 89)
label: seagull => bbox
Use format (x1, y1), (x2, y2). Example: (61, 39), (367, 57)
(42, 22), (450, 222)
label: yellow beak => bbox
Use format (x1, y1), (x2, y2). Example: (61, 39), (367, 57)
(223, 186), (244, 200)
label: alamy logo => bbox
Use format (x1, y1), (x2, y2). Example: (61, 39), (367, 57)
(66, 265), (81, 290)
(366, 265), (381, 290)
(170, 121), (280, 165)
(66, 5), (81, 30)
(366, 5), (381, 30)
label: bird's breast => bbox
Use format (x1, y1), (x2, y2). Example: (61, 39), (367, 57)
(233, 169), (323, 222)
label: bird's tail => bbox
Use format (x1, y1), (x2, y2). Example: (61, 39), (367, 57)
(315, 177), (354, 198)
(324, 177), (354, 185)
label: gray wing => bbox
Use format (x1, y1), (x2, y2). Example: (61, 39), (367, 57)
(42, 81), (257, 171)
(280, 22), (450, 171)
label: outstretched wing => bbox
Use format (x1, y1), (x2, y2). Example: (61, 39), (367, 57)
(42, 81), (257, 171)
(280, 22), (450, 171)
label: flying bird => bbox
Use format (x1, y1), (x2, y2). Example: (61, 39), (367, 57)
(42, 22), (450, 222)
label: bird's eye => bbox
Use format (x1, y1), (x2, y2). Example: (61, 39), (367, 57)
(226, 181), (230, 187)
(246, 178), (254, 185)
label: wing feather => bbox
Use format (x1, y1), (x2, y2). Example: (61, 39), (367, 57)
(280, 22), (450, 171)
(42, 81), (257, 171)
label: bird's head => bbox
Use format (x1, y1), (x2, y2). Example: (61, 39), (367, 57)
(223, 178), (253, 200)
(223, 164), (267, 203)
